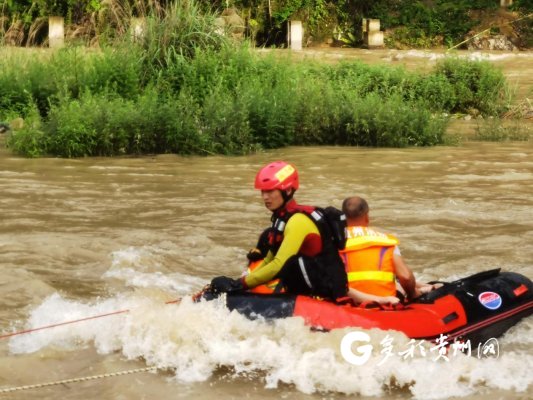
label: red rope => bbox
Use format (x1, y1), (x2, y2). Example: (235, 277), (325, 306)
(0, 309), (130, 339)
(0, 297), (184, 340)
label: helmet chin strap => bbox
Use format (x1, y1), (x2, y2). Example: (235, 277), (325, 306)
(279, 189), (294, 210)
(270, 189), (295, 214)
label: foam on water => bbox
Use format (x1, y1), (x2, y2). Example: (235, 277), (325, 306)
(104, 246), (212, 293)
(6, 290), (532, 399)
(107, 240), (248, 279)
(444, 172), (533, 182)
(399, 50), (533, 62)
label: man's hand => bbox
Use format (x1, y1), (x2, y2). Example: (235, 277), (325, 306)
(210, 276), (245, 294)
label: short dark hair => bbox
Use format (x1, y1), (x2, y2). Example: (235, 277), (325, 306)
(342, 196), (369, 219)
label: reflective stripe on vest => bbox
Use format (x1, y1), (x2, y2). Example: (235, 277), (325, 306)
(347, 270), (395, 283)
(344, 226), (399, 251)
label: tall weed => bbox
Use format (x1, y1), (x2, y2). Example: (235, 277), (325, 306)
(200, 85), (256, 154)
(473, 119), (531, 141)
(5, 101), (47, 157)
(342, 94), (447, 147)
(434, 57), (508, 115)
(1, 18), (511, 157)
(136, 0), (228, 77)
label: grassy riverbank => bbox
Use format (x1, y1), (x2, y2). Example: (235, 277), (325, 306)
(1, 45), (514, 157)
(0, 3), (518, 157)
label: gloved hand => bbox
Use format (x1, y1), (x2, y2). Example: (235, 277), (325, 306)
(210, 276), (245, 294)
(246, 247), (263, 262)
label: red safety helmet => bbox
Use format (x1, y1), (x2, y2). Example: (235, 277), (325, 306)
(254, 161), (299, 191)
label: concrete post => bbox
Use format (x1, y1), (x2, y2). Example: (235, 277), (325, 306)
(366, 19), (380, 32)
(363, 18), (384, 49)
(48, 16), (64, 48)
(131, 17), (145, 41)
(366, 31), (384, 48)
(288, 20), (303, 50)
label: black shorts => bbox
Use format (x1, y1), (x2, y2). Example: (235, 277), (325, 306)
(276, 253), (347, 300)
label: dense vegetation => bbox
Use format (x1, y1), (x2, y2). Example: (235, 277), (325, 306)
(0, 1), (513, 157)
(1, 0), (532, 48)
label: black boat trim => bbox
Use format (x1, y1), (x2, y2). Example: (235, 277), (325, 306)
(445, 300), (533, 340)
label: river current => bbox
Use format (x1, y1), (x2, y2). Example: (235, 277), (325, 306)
(0, 49), (532, 400)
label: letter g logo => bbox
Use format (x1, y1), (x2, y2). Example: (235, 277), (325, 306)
(340, 331), (373, 365)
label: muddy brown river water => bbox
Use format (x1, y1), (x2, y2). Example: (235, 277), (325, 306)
(0, 49), (532, 400)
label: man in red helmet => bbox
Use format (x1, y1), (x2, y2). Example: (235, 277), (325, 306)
(209, 161), (348, 300)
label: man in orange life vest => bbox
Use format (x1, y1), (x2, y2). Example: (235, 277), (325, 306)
(340, 196), (423, 305)
(209, 161), (348, 300)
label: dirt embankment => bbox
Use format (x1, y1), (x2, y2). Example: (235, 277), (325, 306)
(466, 8), (532, 50)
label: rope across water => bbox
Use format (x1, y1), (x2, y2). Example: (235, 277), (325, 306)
(0, 298), (182, 340)
(0, 295), (204, 395)
(0, 298), (187, 395)
(0, 366), (158, 394)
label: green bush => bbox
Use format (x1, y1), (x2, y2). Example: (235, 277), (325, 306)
(38, 89), (210, 156)
(340, 94), (447, 147)
(410, 73), (458, 112)
(5, 101), (47, 157)
(363, 0), (497, 48)
(291, 77), (342, 144)
(1, 2), (514, 157)
(243, 57), (299, 148)
(84, 47), (142, 99)
(152, 90), (205, 155)
(5, 46), (509, 156)
(43, 91), (110, 157)
(330, 61), (413, 99)
(434, 57), (508, 115)
(200, 86), (256, 154)
(326, 58), (508, 116)
(0, 46), (143, 121)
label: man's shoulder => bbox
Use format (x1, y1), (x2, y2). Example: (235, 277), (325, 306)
(285, 201), (315, 215)
(287, 211), (314, 223)
(286, 212), (318, 232)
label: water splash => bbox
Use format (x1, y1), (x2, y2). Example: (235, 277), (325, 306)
(7, 292), (532, 399)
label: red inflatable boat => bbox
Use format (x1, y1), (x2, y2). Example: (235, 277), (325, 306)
(211, 269), (533, 345)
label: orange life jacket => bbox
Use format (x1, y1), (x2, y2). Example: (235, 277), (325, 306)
(339, 226), (399, 297)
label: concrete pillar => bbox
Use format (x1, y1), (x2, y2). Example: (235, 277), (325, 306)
(366, 19), (380, 32)
(48, 16), (64, 48)
(363, 18), (384, 49)
(287, 20), (303, 50)
(131, 17), (145, 41)
(366, 31), (384, 48)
